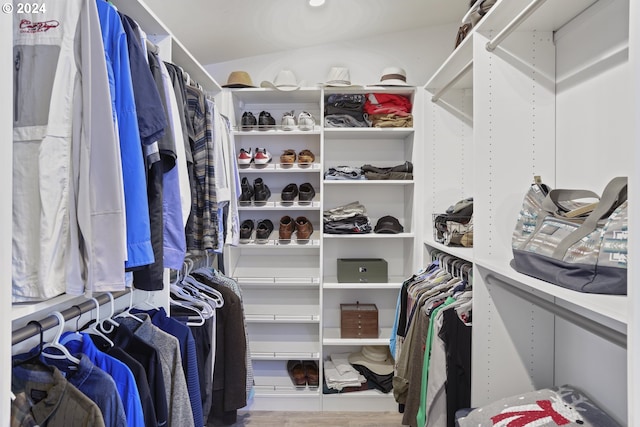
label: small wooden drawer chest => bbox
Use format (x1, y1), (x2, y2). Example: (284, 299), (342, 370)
(340, 302), (378, 338)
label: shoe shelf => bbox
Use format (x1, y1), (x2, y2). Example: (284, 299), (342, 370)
(233, 275), (321, 284)
(323, 128), (414, 139)
(253, 379), (320, 395)
(243, 285), (320, 322)
(250, 352), (321, 361)
(234, 127), (321, 135)
(237, 237), (321, 248)
(230, 252), (318, 273)
(238, 200), (321, 210)
(248, 329), (320, 359)
(239, 163), (323, 172)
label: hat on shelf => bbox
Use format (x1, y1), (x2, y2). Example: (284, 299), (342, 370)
(374, 215), (404, 234)
(372, 66), (411, 86)
(222, 70), (256, 88)
(260, 69), (300, 91)
(348, 346), (394, 376)
(322, 66), (360, 87)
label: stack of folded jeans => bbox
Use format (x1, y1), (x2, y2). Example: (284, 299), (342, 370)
(323, 201), (372, 234)
(324, 166), (365, 180)
(362, 161), (413, 180)
(324, 94), (369, 127)
(364, 93), (413, 128)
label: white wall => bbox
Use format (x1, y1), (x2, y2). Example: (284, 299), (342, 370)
(205, 23), (459, 89)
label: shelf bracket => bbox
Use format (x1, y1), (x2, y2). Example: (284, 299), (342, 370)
(431, 60), (473, 103)
(485, 274), (627, 349)
(485, 0), (549, 52)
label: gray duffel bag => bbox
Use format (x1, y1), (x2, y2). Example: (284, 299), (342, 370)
(511, 176), (628, 295)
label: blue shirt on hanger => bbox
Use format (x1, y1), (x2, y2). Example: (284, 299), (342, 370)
(60, 331), (145, 427)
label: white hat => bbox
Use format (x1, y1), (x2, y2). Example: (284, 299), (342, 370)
(323, 66), (360, 87)
(260, 69), (300, 91)
(348, 346), (394, 376)
(373, 66), (410, 86)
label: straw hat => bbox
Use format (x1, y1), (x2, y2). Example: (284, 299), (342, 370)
(222, 70), (255, 88)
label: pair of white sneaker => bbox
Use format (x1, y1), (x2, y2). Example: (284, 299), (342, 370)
(282, 111), (315, 131)
(238, 147), (272, 165)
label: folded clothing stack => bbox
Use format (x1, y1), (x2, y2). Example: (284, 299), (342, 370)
(361, 161), (413, 180)
(323, 201), (372, 234)
(323, 353), (367, 392)
(364, 93), (413, 128)
(324, 94), (369, 128)
(324, 166), (365, 180)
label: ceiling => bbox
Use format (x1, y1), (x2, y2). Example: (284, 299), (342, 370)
(143, 0), (469, 66)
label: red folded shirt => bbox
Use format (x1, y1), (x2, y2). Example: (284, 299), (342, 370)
(364, 93), (412, 116)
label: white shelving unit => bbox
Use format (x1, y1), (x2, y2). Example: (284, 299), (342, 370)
(223, 87), (324, 411)
(3, 0), (222, 423)
(321, 86), (422, 412)
(221, 85), (423, 412)
(424, 0), (636, 425)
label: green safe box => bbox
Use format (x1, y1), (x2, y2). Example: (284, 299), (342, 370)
(337, 258), (388, 283)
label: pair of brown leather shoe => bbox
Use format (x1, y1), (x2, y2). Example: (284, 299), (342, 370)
(287, 360), (319, 389)
(279, 216), (313, 242)
(280, 149), (315, 167)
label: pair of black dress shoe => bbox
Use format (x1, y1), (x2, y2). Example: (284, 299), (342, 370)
(239, 177), (271, 205)
(240, 219), (274, 243)
(241, 111), (275, 130)
(281, 183), (316, 205)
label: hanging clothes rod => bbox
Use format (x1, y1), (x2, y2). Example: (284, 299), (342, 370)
(431, 60), (473, 103)
(11, 290), (131, 345)
(485, 0), (548, 52)
(485, 274), (626, 349)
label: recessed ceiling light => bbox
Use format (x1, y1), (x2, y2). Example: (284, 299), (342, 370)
(309, 0), (325, 7)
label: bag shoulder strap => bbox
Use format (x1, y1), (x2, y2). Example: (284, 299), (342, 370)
(552, 177), (628, 258)
(542, 189), (600, 216)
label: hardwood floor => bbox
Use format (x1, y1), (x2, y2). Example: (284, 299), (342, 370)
(209, 411), (406, 427)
